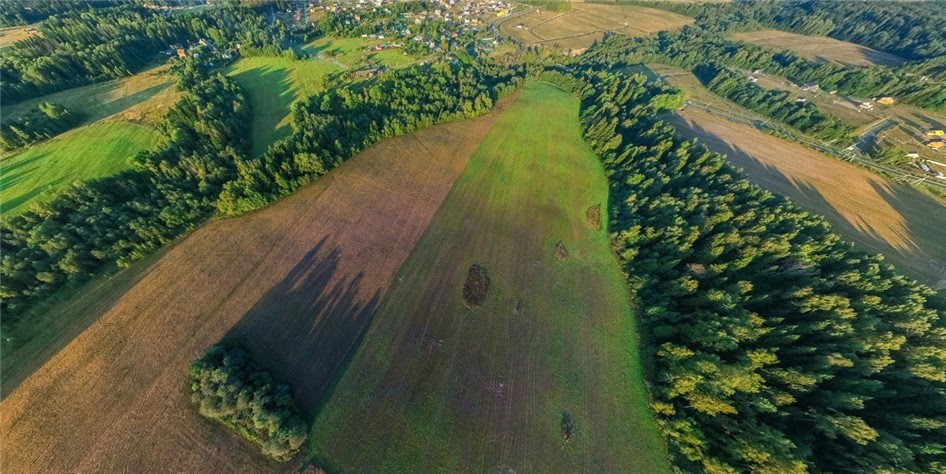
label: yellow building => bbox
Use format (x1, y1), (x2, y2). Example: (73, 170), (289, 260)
(877, 97), (896, 105)
(927, 130), (945, 137)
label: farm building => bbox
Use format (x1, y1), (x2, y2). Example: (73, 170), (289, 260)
(877, 97), (896, 105)
(927, 130), (945, 137)
(928, 140), (945, 149)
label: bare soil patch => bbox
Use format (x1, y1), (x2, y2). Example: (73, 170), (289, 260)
(461, 264), (490, 308)
(670, 107), (946, 289)
(0, 101), (511, 473)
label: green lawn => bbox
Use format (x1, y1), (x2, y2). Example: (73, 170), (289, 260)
(1, 122), (158, 217)
(308, 82), (670, 472)
(227, 36), (420, 156)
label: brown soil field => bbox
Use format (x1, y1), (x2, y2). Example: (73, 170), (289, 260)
(670, 107), (946, 289)
(0, 101), (511, 472)
(731, 30), (907, 67)
(499, 4), (691, 52)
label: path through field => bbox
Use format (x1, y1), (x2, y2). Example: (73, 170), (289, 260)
(0, 103), (509, 472)
(309, 82), (670, 472)
(671, 108), (946, 290)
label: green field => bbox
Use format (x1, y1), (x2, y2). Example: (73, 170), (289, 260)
(1, 122), (158, 216)
(227, 36), (420, 156)
(308, 82), (670, 472)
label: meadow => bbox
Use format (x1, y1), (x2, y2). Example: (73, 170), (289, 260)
(0, 122), (158, 216)
(0, 102), (508, 472)
(2, 63), (177, 126)
(499, 4), (691, 52)
(731, 30), (907, 67)
(227, 36), (420, 155)
(670, 107), (946, 290)
(309, 82), (670, 472)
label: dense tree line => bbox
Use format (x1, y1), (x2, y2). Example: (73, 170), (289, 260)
(1, 4), (288, 104)
(217, 61), (520, 213)
(637, 0), (946, 60)
(544, 59), (946, 472)
(580, 29), (946, 112)
(0, 0), (111, 27)
(1, 58), (519, 335)
(694, 63), (852, 141)
(190, 344), (308, 461)
(0, 102), (82, 150)
(0, 63), (250, 329)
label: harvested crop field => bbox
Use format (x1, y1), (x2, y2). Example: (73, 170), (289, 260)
(308, 82), (670, 472)
(0, 102), (510, 472)
(731, 30), (907, 67)
(670, 107), (946, 289)
(499, 4), (691, 52)
(0, 24), (40, 50)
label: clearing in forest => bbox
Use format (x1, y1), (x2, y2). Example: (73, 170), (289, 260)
(499, 4), (691, 52)
(731, 30), (907, 67)
(308, 82), (670, 472)
(0, 122), (159, 216)
(227, 36), (421, 155)
(0, 64), (178, 215)
(670, 107), (946, 290)
(0, 103), (508, 473)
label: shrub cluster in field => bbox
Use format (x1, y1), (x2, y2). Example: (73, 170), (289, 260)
(189, 345), (308, 461)
(544, 55), (945, 472)
(0, 101), (82, 150)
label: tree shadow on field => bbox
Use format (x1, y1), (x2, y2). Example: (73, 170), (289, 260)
(668, 114), (944, 287)
(222, 237), (381, 420)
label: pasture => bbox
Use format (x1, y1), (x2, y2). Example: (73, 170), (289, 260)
(670, 107), (946, 289)
(308, 82), (670, 472)
(0, 101), (509, 472)
(0, 122), (158, 216)
(2, 64), (177, 126)
(499, 4), (691, 52)
(227, 36), (420, 155)
(731, 30), (907, 67)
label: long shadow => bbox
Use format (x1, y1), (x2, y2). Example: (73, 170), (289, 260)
(668, 115), (945, 285)
(221, 237), (381, 420)
(867, 179), (946, 288)
(2, 177), (66, 214)
(228, 64), (296, 155)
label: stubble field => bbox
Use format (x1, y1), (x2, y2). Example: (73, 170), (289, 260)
(0, 103), (509, 472)
(670, 107), (946, 289)
(731, 30), (907, 67)
(499, 4), (691, 52)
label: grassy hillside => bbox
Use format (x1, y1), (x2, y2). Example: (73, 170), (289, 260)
(309, 82), (670, 472)
(2, 64), (177, 126)
(1, 122), (158, 216)
(227, 36), (420, 156)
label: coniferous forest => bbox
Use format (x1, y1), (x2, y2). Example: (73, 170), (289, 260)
(2, 2), (944, 472)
